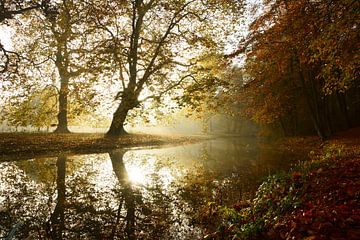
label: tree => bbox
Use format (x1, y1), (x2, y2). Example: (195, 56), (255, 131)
(92, 0), (244, 136)
(1, 84), (102, 131)
(234, 0), (359, 139)
(0, 0), (49, 73)
(9, 0), (102, 133)
(2, 86), (58, 131)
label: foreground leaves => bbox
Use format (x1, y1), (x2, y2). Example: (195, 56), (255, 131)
(205, 135), (360, 239)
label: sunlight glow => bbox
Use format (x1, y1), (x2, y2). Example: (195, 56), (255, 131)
(126, 165), (147, 184)
(122, 151), (182, 187)
(0, 26), (13, 49)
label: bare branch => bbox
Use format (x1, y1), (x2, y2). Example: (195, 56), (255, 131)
(0, 42), (20, 73)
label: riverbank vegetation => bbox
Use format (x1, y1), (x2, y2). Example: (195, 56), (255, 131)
(230, 0), (359, 140)
(202, 129), (360, 239)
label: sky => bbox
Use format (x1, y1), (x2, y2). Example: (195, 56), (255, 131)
(0, 25), (13, 49)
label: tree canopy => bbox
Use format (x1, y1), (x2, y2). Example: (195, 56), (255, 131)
(0, 0), (359, 138)
(234, 0), (360, 138)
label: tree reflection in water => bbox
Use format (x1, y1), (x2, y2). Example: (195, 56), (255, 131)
(109, 150), (135, 240)
(0, 139), (306, 239)
(46, 155), (66, 239)
(0, 151), (186, 239)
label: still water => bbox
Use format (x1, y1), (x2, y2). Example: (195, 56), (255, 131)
(0, 138), (305, 239)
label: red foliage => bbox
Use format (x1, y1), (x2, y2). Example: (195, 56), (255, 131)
(269, 157), (360, 239)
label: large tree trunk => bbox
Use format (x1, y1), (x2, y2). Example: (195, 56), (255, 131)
(54, 77), (70, 133)
(106, 102), (131, 137)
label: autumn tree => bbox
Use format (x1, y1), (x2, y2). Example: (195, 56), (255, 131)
(91, 0), (244, 136)
(1, 87), (58, 131)
(8, 0), (102, 132)
(174, 51), (236, 132)
(0, 0), (50, 73)
(235, 0), (359, 139)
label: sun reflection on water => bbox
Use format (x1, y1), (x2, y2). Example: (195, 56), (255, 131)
(126, 165), (147, 184)
(122, 151), (178, 187)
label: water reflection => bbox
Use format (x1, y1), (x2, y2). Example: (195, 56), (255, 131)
(0, 138), (306, 239)
(109, 150), (135, 240)
(47, 155), (66, 239)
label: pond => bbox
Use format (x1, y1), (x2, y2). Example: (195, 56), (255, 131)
(0, 137), (306, 239)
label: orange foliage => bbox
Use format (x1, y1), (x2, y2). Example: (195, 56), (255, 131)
(238, 0), (359, 131)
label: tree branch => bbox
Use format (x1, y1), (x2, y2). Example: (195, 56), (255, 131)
(139, 74), (196, 102)
(135, 0), (196, 95)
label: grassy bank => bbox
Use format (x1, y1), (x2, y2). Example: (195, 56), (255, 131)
(204, 129), (360, 240)
(0, 132), (200, 161)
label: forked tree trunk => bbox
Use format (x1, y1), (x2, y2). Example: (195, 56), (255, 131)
(54, 77), (70, 133)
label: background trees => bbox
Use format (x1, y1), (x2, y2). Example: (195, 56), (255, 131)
(2, 0), (103, 132)
(1, 0), (244, 135)
(1, 0), (358, 138)
(2, 87), (58, 131)
(235, 0), (360, 139)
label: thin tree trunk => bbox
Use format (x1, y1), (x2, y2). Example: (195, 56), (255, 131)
(299, 69), (327, 140)
(337, 92), (351, 128)
(324, 95), (334, 135)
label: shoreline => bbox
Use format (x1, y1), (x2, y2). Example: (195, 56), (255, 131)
(204, 128), (360, 239)
(0, 132), (204, 161)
